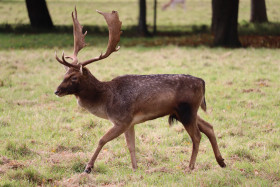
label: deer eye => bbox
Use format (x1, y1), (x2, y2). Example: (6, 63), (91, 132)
(71, 76), (78, 82)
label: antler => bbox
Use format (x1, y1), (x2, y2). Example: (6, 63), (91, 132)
(79, 10), (122, 66)
(71, 7), (87, 63)
(55, 7), (85, 69)
(55, 51), (79, 69)
(55, 7), (122, 69)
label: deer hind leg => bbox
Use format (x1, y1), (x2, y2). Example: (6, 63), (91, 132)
(183, 119), (201, 170)
(176, 103), (201, 170)
(197, 115), (226, 168)
(124, 125), (137, 171)
(84, 124), (128, 173)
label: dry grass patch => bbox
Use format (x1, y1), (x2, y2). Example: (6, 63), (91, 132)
(57, 173), (97, 186)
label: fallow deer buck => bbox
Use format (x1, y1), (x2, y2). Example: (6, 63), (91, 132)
(54, 8), (226, 173)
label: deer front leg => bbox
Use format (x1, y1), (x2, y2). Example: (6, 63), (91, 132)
(124, 125), (137, 171)
(197, 116), (226, 168)
(84, 124), (128, 173)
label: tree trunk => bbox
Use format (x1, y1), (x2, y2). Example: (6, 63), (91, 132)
(153, 0), (157, 35)
(138, 0), (150, 36)
(211, 0), (241, 47)
(25, 0), (53, 29)
(250, 0), (268, 23)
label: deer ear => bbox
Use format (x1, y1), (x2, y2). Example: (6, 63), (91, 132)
(80, 65), (83, 75)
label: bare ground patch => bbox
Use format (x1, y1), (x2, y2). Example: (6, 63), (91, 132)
(57, 173), (97, 186)
(145, 166), (173, 174)
(0, 156), (26, 174)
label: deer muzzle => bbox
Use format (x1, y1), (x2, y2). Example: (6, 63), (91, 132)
(54, 90), (60, 95)
(54, 87), (66, 97)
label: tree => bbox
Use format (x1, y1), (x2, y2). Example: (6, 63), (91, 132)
(25, 0), (53, 29)
(250, 0), (268, 23)
(211, 0), (241, 47)
(138, 0), (150, 36)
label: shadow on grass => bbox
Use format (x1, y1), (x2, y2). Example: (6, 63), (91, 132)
(0, 22), (280, 49)
(0, 24), (211, 36)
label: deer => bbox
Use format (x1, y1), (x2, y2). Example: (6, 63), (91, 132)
(162, 0), (186, 11)
(54, 8), (226, 174)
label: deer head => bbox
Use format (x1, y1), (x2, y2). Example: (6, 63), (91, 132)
(55, 7), (122, 97)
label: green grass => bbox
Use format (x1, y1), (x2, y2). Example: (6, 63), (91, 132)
(0, 46), (279, 186)
(0, 0), (280, 186)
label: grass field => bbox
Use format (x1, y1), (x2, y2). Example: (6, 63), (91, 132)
(0, 0), (280, 186)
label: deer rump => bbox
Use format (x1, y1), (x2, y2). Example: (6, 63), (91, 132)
(106, 74), (206, 126)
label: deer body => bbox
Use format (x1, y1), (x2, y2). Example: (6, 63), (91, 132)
(72, 73), (205, 125)
(108, 74), (205, 126)
(54, 8), (225, 173)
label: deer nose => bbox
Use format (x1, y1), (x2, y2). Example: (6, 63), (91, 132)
(54, 90), (60, 95)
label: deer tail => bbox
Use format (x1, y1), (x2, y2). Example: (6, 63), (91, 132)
(200, 80), (207, 112)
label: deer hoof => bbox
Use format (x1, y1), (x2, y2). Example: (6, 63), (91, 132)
(189, 164), (195, 170)
(84, 166), (92, 174)
(218, 158), (226, 168)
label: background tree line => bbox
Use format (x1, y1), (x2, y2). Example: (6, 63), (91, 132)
(26, 0), (269, 47)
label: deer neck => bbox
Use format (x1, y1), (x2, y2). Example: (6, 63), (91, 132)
(75, 74), (110, 119)
(78, 74), (105, 95)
